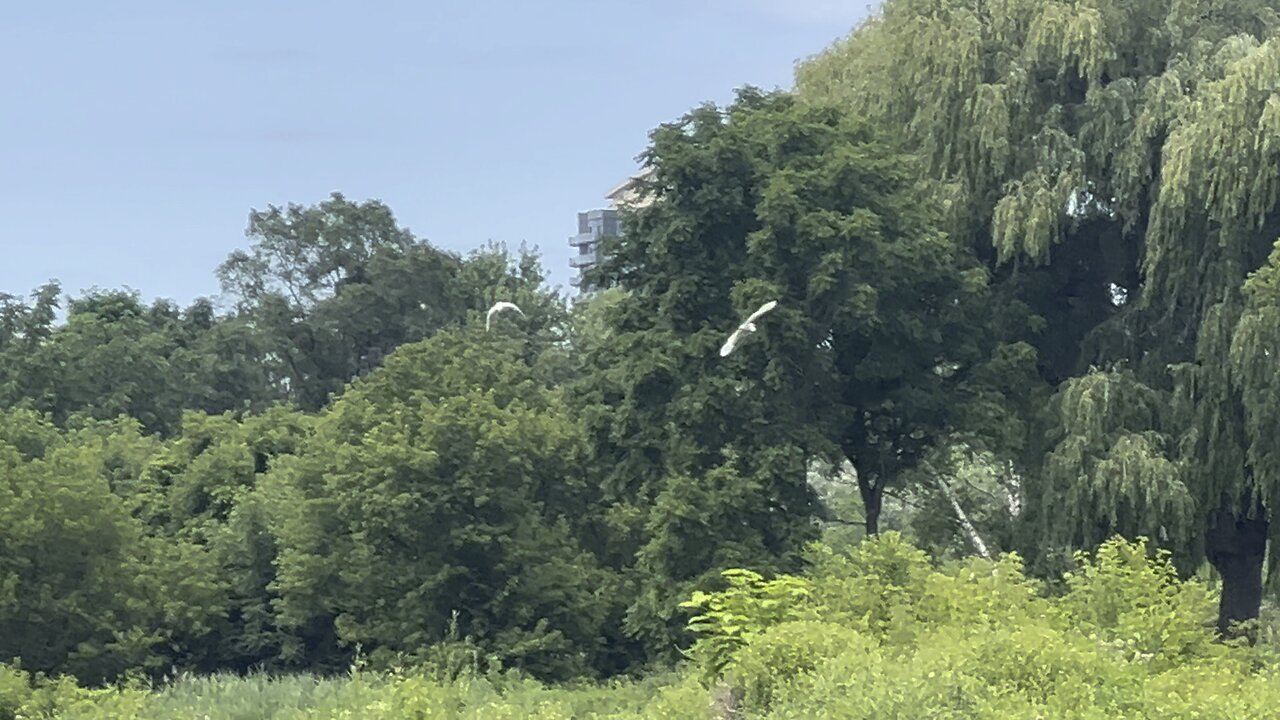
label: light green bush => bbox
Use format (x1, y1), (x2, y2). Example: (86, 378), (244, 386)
(682, 533), (1280, 719)
(1059, 537), (1224, 668)
(678, 568), (813, 682)
(0, 665), (31, 720)
(727, 621), (873, 711)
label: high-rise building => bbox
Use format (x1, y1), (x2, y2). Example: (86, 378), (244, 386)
(604, 166), (655, 210)
(569, 168), (655, 295)
(568, 208), (619, 294)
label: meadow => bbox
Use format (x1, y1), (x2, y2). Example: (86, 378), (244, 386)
(8, 535), (1280, 719)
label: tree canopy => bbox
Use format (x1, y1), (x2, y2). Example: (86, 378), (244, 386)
(574, 87), (996, 655)
(268, 329), (614, 679)
(795, 0), (1280, 634)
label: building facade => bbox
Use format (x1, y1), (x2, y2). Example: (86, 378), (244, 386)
(568, 208), (619, 294)
(569, 167), (655, 296)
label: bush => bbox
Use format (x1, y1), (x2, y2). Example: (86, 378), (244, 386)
(0, 665), (31, 720)
(1059, 537), (1223, 668)
(727, 621), (873, 712)
(678, 568), (813, 682)
(680, 533), (1280, 718)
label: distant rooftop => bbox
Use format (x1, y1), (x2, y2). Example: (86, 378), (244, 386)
(605, 166), (656, 209)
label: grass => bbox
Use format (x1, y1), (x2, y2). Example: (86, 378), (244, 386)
(4, 668), (711, 719)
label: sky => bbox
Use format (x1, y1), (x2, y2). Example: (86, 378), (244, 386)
(2, 1), (873, 307)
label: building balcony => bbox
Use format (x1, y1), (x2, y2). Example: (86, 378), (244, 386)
(571, 261), (605, 284)
(569, 232), (597, 248)
(570, 252), (600, 269)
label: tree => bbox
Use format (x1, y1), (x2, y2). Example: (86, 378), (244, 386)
(574, 88), (989, 656)
(217, 192), (467, 410)
(0, 282), (58, 358)
(123, 407), (314, 672)
(0, 411), (175, 683)
(796, 0), (1280, 635)
(268, 329), (615, 679)
(456, 241), (575, 385)
(0, 288), (275, 436)
(218, 192), (567, 412)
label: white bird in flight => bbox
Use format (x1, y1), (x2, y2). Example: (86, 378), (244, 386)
(485, 301), (525, 331)
(719, 300), (778, 356)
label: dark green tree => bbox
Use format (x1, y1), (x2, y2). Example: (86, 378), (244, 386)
(575, 88), (990, 656)
(0, 410), (220, 684)
(218, 192), (568, 412)
(217, 192), (468, 411)
(0, 287), (275, 436)
(123, 407), (314, 672)
(796, 0), (1280, 635)
(268, 329), (614, 679)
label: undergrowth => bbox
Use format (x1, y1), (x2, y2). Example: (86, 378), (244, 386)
(5, 534), (1280, 719)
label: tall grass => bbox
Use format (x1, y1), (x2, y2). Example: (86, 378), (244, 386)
(10, 535), (1280, 718)
(1, 667), (708, 720)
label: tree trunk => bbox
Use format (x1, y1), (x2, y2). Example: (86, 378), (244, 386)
(840, 446), (884, 537)
(936, 476), (991, 559)
(1206, 497), (1269, 641)
(859, 477), (883, 537)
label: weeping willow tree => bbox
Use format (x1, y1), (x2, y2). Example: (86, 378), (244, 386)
(796, 0), (1280, 635)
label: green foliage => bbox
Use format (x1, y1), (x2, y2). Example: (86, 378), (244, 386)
(0, 287), (275, 436)
(16, 536), (1280, 718)
(678, 534), (1279, 717)
(726, 621), (872, 711)
(575, 86), (990, 660)
(217, 193), (566, 412)
(1060, 537), (1223, 669)
(11, 0), (1280, 698)
(0, 664), (30, 720)
(0, 413), (158, 683)
(678, 569), (813, 682)
(268, 330), (615, 680)
(0, 666), (697, 720)
(803, 531), (937, 635)
(1037, 369), (1193, 564)
(796, 0), (1280, 633)
(0, 663), (150, 720)
(124, 407), (315, 673)
(893, 444), (1023, 559)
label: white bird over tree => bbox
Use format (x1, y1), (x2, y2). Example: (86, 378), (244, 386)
(719, 300), (778, 357)
(485, 301), (525, 331)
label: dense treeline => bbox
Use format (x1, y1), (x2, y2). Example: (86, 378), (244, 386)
(0, 194), (581, 683)
(6, 1), (1280, 714)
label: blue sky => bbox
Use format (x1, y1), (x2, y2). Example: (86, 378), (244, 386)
(2, 1), (871, 307)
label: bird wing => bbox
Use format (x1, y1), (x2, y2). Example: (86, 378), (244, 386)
(485, 301), (524, 330)
(743, 300), (778, 325)
(720, 323), (757, 356)
(718, 301), (776, 357)
(719, 330), (741, 357)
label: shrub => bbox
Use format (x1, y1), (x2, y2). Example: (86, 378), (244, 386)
(678, 568), (813, 682)
(1059, 536), (1223, 668)
(727, 620), (873, 712)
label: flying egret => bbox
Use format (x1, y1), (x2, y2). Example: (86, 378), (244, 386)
(485, 301), (525, 331)
(719, 300), (778, 356)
